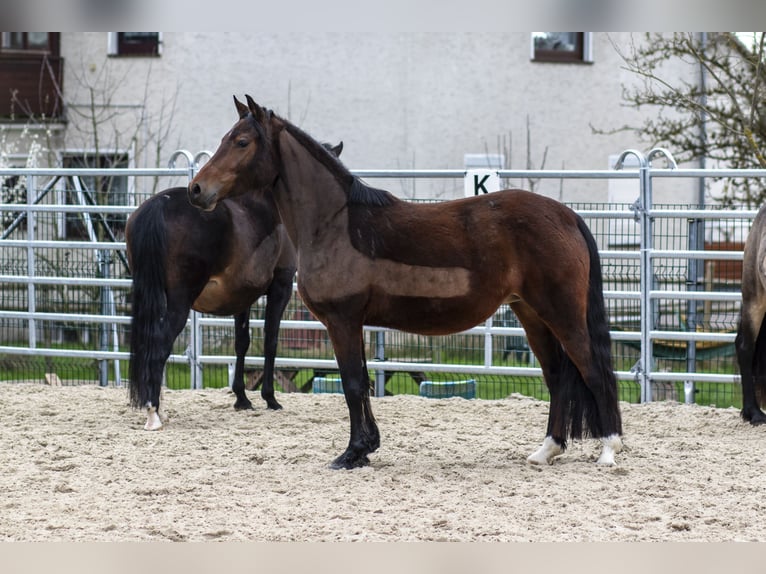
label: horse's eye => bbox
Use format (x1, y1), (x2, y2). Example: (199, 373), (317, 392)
(237, 139), (248, 148)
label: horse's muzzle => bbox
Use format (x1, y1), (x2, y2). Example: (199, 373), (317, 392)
(187, 182), (217, 211)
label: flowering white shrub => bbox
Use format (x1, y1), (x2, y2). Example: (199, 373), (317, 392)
(0, 127), (46, 229)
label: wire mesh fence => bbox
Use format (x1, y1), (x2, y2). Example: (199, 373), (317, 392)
(0, 160), (761, 410)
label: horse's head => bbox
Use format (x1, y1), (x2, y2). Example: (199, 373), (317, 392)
(188, 95), (281, 211)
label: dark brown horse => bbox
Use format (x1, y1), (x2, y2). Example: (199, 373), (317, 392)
(125, 188), (294, 430)
(188, 95), (623, 469)
(126, 137), (341, 429)
(736, 205), (766, 424)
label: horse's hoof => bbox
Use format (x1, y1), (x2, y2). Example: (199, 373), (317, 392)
(596, 434), (622, 466)
(742, 408), (766, 425)
(266, 401), (283, 411)
(527, 436), (562, 465)
(233, 400), (254, 411)
(144, 408), (164, 431)
(330, 452), (370, 470)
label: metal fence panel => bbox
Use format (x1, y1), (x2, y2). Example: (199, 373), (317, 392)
(2, 150), (765, 410)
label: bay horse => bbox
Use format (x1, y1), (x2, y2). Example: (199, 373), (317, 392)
(736, 204), (766, 424)
(188, 95), (623, 469)
(126, 139), (341, 430)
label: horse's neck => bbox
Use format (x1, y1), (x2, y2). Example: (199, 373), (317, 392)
(275, 130), (348, 250)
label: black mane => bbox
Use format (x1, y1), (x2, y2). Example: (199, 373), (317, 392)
(283, 121), (395, 208)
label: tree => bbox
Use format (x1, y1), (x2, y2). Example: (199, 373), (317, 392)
(603, 32), (766, 208)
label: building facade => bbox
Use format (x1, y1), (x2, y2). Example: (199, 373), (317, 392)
(1, 32), (700, 204)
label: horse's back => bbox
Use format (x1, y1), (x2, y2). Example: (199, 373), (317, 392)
(348, 188), (584, 272)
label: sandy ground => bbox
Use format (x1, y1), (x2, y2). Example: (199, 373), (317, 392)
(0, 381), (764, 542)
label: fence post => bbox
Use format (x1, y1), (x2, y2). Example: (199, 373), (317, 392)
(374, 330), (386, 397)
(26, 175), (37, 351)
(189, 310), (203, 389)
(616, 150), (652, 402)
(168, 150), (202, 390)
(98, 248), (110, 387)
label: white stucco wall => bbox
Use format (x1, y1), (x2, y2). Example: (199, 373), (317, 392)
(57, 32), (698, 203)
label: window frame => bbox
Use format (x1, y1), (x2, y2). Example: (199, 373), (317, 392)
(107, 33), (162, 58)
(0, 33), (60, 57)
(531, 32), (593, 64)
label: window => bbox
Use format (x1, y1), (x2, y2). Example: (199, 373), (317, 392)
(0, 32), (59, 55)
(61, 153), (130, 240)
(532, 32), (592, 63)
(0, 33), (62, 118)
(108, 33), (161, 57)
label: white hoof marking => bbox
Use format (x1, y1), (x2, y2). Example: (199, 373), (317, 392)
(144, 406), (164, 431)
(596, 434), (622, 466)
(527, 436), (563, 465)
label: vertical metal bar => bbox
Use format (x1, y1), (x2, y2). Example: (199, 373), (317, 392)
(168, 151), (201, 390)
(685, 217), (702, 404)
(484, 314), (493, 368)
(615, 150), (651, 402)
(98, 249), (109, 386)
(190, 310), (203, 389)
(684, 32), (708, 405)
(74, 177), (108, 384)
(374, 330), (386, 397)
(109, 278), (121, 386)
(639, 161), (653, 403)
(645, 148), (678, 403)
(26, 175), (37, 350)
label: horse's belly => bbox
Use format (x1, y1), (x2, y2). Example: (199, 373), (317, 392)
(367, 294), (504, 336)
(192, 276), (266, 316)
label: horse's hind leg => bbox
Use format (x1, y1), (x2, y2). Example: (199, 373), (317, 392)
(736, 310), (766, 424)
(143, 306), (189, 430)
(556, 329), (623, 465)
(231, 309), (254, 410)
(512, 303), (568, 465)
(259, 265), (295, 410)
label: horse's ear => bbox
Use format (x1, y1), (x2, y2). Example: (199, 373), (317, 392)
(245, 94), (267, 123)
(332, 141), (343, 157)
(233, 96), (249, 119)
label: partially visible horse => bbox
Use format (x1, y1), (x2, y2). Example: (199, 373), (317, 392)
(126, 141), (342, 430)
(188, 95), (623, 469)
(736, 204), (766, 424)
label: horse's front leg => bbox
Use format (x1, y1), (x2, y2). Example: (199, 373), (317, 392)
(259, 266), (295, 410)
(327, 325), (379, 469)
(231, 309), (254, 410)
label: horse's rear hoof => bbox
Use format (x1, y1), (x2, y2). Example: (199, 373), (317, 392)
(234, 401), (254, 411)
(742, 408), (766, 425)
(144, 407), (164, 431)
(330, 451), (370, 470)
(266, 400), (283, 411)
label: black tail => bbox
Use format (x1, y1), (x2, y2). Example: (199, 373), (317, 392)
(561, 217), (622, 441)
(127, 198), (169, 409)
